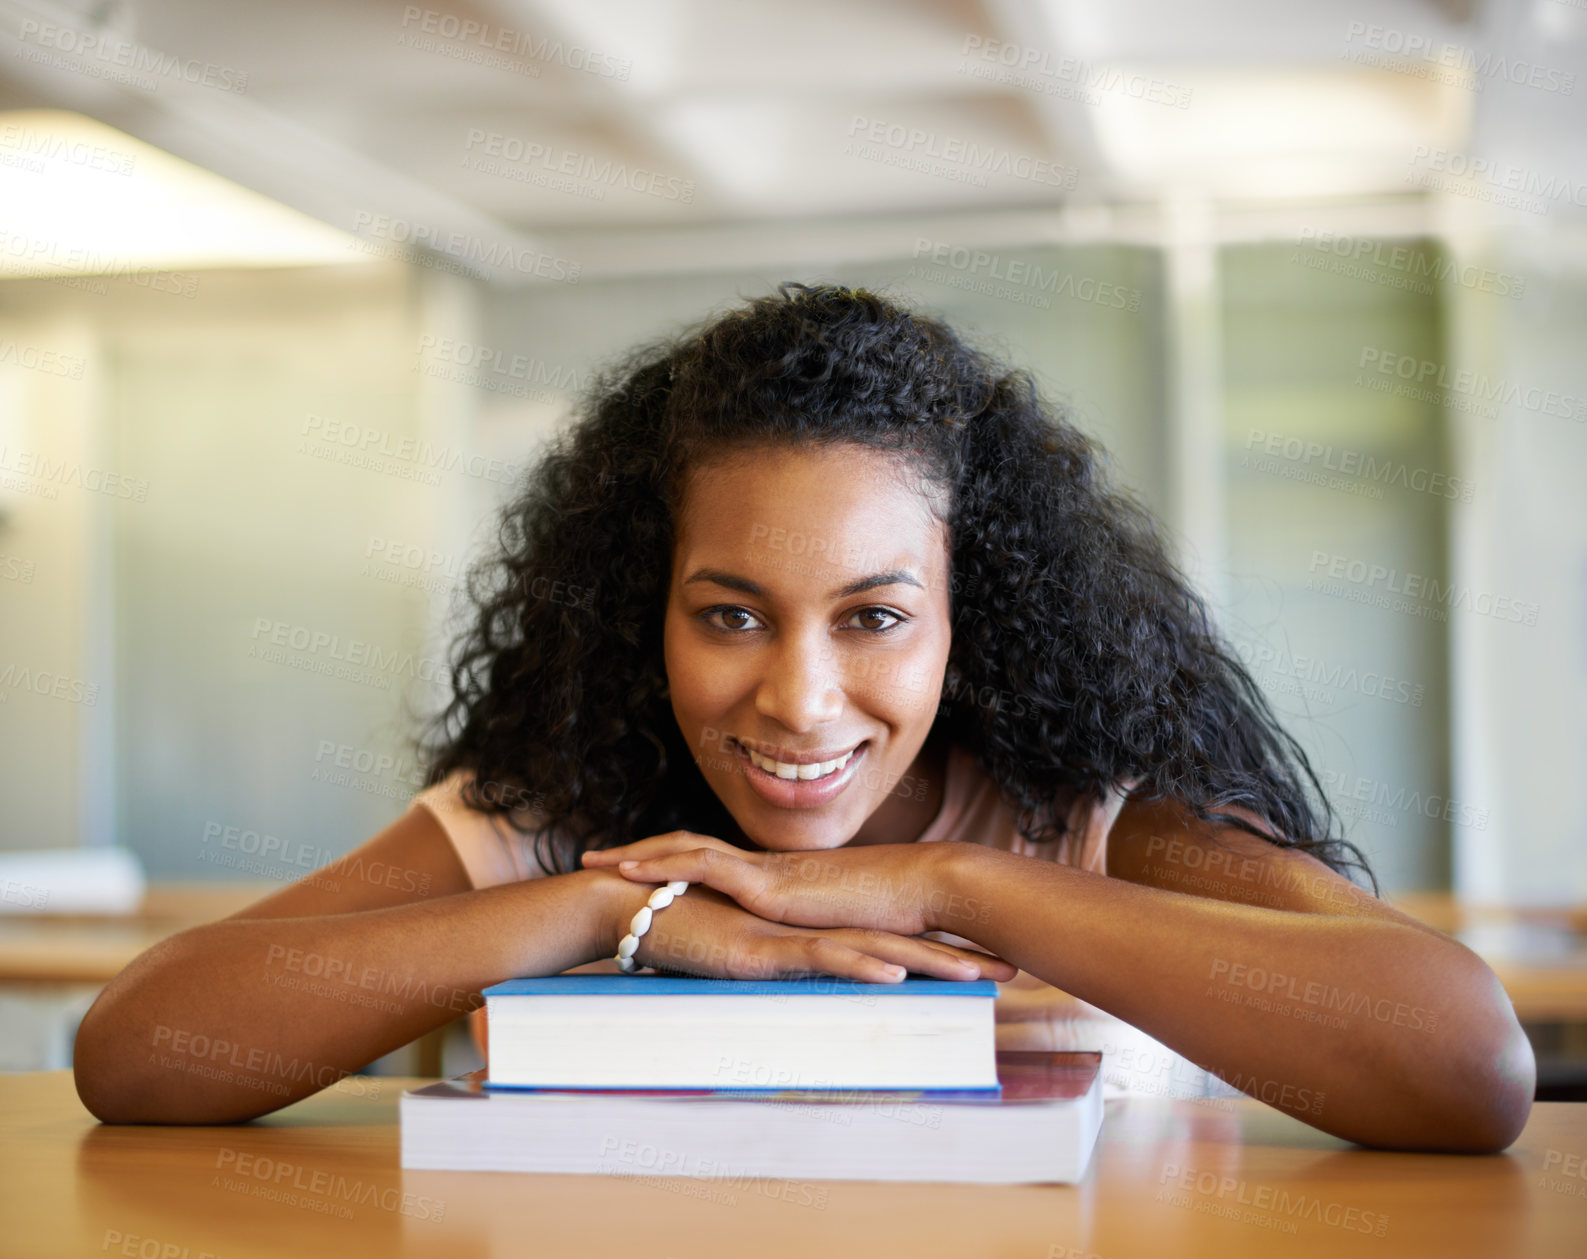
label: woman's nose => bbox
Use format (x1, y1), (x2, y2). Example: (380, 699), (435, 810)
(754, 633), (845, 729)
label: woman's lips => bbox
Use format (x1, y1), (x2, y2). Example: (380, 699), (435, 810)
(731, 738), (869, 809)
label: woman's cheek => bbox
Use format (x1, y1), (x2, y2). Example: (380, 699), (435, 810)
(846, 654), (942, 723)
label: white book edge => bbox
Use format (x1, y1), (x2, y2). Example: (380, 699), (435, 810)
(399, 1064), (1103, 1185)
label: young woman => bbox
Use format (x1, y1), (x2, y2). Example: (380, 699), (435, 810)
(73, 283), (1533, 1151)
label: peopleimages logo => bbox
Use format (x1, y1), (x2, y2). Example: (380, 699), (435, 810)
(299, 412), (522, 485)
(214, 1147), (445, 1221)
(845, 116), (1078, 189)
(1230, 636), (1425, 708)
(461, 130), (694, 203)
(397, 6), (631, 79)
(1292, 229), (1525, 300)
(1343, 21), (1575, 95)
(1157, 1163), (1389, 1237)
(1357, 347), (1587, 422)
(1243, 429), (1473, 502)
(0, 338), (86, 379)
(349, 211), (581, 283)
(957, 35), (1194, 109)
(1306, 549), (1540, 626)
(0, 229), (200, 296)
(415, 334), (585, 392)
(1406, 146), (1587, 214)
(15, 17), (249, 92)
(0, 446), (150, 502)
(248, 617), (449, 685)
(0, 122), (136, 175)
(910, 239), (1142, 311)
(1319, 770), (1489, 832)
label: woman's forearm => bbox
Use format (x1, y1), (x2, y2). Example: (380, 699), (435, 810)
(73, 868), (640, 1124)
(937, 845), (1534, 1151)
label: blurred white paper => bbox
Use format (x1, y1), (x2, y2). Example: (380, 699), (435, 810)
(0, 847), (145, 914)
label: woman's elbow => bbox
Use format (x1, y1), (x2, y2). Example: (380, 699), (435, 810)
(73, 1056), (120, 1124)
(1455, 1016), (1535, 1153)
(71, 1004), (264, 1125)
(1427, 957), (1536, 1153)
(72, 1016), (161, 1124)
(71, 1002), (130, 1123)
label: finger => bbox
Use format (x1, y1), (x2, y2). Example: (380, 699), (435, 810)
(581, 838), (694, 866)
(915, 941), (1020, 982)
(776, 935), (907, 985)
(614, 849), (778, 916)
(582, 832), (735, 865)
(888, 932), (1019, 979)
(950, 954), (1018, 981)
(838, 931), (1010, 982)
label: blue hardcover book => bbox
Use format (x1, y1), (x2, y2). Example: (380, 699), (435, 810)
(480, 972), (1002, 1093)
(483, 974), (1000, 998)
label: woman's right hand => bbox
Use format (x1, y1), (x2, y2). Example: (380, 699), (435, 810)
(594, 870), (1016, 983)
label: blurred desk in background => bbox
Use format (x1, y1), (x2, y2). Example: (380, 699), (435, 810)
(1393, 893), (1587, 1100)
(0, 882), (271, 984)
(1386, 894), (1587, 1016)
(0, 882), (454, 1076)
(1390, 892), (1587, 939)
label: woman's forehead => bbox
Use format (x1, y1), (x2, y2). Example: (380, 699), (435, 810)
(674, 445), (948, 560)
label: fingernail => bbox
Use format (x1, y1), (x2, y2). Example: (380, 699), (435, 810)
(619, 860), (638, 869)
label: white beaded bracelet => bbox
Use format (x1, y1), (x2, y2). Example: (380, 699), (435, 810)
(615, 880), (691, 973)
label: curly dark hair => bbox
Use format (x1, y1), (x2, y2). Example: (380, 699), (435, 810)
(415, 281), (1375, 892)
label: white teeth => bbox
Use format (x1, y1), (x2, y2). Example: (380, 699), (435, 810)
(744, 745), (856, 781)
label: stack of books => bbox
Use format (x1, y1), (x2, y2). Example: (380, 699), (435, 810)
(399, 973), (1103, 1184)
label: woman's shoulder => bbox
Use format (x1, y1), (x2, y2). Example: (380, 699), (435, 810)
(408, 769), (557, 889)
(942, 742), (1143, 875)
(410, 768), (544, 821)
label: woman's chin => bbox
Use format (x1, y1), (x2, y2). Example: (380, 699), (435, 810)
(730, 821), (857, 854)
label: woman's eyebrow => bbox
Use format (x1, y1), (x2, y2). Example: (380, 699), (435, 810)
(682, 567), (925, 600)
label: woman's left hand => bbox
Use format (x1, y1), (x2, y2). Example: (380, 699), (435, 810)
(581, 832), (1009, 974)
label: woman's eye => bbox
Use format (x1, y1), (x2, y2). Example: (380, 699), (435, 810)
(699, 606), (906, 635)
(702, 606), (762, 632)
(849, 607), (903, 633)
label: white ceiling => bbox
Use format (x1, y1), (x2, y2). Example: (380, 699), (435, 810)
(1, 0), (1582, 283)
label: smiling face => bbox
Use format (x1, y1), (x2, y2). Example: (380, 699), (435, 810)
(663, 442), (955, 852)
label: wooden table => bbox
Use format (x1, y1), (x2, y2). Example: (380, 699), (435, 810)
(4, 1070), (1584, 1258)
